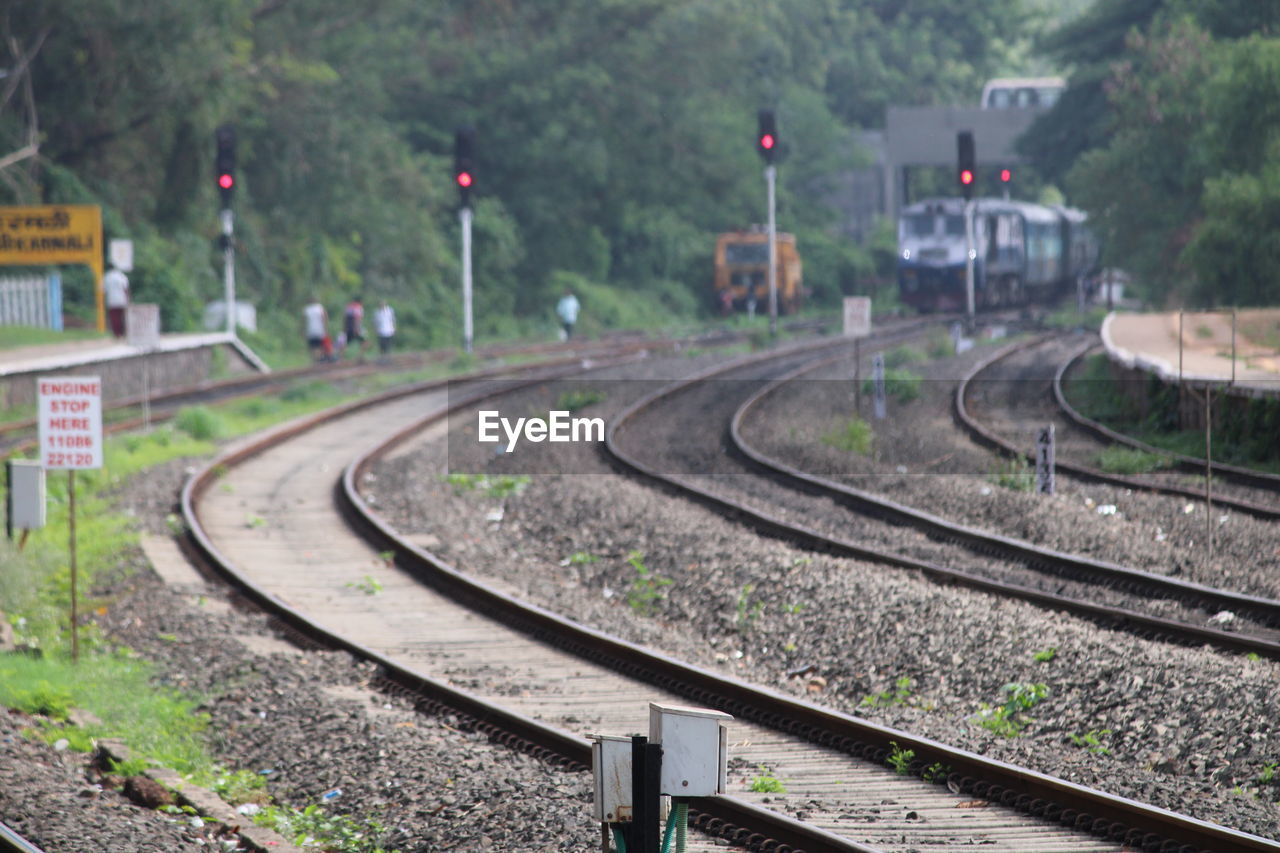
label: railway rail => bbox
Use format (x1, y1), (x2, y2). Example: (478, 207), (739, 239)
(956, 334), (1280, 521)
(0, 821), (45, 853)
(1053, 341), (1280, 503)
(178, 330), (1279, 852)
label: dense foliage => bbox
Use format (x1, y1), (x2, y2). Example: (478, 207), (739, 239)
(1020, 1), (1280, 307)
(1, 1), (1036, 345)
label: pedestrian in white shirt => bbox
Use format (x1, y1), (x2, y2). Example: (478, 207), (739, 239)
(373, 300), (396, 364)
(103, 265), (129, 337)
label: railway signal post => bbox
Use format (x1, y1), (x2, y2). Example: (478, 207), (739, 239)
(758, 110), (779, 338)
(957, 131), (977, 325)
(455, 127), (476, 354)
(216, 125), (237, 337)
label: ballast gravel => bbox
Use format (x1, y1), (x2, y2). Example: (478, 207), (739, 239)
(2, 335), (1278, 851)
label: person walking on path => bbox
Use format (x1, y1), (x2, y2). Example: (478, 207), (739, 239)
(103, 265), (129, 338)
(303, 295), (329, 362)
(373, 299), (396, 364)
(556, 289), (580, 340)
(343, 295), (370, 360)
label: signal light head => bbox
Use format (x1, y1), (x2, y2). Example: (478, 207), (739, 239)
(960, 169), (974, 186)
(456, 171), (473, 188)
(759, 133), (775, 151)
(218, 174), (234, 190)
(1000, 168), (1012, 183)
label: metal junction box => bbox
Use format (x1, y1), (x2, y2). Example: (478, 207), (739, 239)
(592, 735), (633, 823)
(6, 459), (45, 537)
(649, 703), (731, 797)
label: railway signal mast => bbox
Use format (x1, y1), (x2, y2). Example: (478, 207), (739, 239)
(757, 109), (779, 338)
(957, 130), (977, 323)
(455, 126), (476, 354)
(215, 125), (237, 337)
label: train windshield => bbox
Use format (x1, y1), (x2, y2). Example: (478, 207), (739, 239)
(902, 214), (936, 237)
(724, 243), (768, 265)
(944, 215), (965, 236)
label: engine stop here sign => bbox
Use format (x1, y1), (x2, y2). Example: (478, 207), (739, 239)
(37, 376), (103, 470)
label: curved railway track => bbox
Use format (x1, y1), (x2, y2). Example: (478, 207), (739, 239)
(179, 333), (1278, 853)
(1053, 341), (1280, 500)
(956, 334), (1280, 521)
(610, 336), (1280, 661)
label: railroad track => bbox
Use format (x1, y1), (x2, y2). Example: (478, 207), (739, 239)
(956, 334), (1280, 521)
(0, 821), (45, 853)
(1052, 340), (1280, 506)
(181, 330), (1278, 852)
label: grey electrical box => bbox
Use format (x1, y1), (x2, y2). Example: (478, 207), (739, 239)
(6, 459), (45, 538)
(649, 703), (731, 797)
(591, 735), (633, 823)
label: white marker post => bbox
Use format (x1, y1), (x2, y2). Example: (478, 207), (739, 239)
(1035, 424), (1055, 495)
(37, 376), (104, 663)
(843, 296), (871, 414)
(872, 352), (886, 421)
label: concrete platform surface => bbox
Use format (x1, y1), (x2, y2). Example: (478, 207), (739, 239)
(0, 331), (237, 377)
(1103, 310), (1280, 393)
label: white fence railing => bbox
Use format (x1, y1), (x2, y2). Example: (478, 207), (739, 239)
(0, 274), (62, 330)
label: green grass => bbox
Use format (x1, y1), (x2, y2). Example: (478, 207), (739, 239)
(1096, 446), (1173, 475)
(0, 652), (212, 777)
(989, 455), (1034, 491)
(822, 416), (873, 454)
(0, 326), (110, 349)
(862, 367), (923, 403)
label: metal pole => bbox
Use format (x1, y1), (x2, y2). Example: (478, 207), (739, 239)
(964, 199), (975, 324)
(1205, 385), (1213, 556)
(1231, 309), (1237, 386)
(69, 469), (78, 664)
(221, 209), (236, 337)
(460, 206), (474, 354)
(1178, 311), (1184, 430)
(765, 164), (778, 338)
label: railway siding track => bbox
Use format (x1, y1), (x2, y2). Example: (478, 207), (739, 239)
(175, 333), (1209, 852)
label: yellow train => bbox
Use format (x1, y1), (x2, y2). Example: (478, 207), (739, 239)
(713, 229), (803, 315)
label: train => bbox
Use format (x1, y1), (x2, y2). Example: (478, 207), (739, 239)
(980, 77), (1065, 110)
(713, 228), (804, 315)
(896, 197), (1098, 313)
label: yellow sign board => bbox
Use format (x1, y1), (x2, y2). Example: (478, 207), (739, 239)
(0, 205), (105, 331)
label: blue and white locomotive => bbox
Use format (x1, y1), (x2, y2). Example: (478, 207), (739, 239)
(896, 197), (1097, 313)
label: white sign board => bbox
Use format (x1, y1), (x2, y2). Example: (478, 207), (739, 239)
(37, 376), (104, 470)
(842, 296), (871, 338)
(109, 238), (134, 272)
(126, 303), (161, 348)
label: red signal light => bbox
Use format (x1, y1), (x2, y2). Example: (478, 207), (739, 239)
(960, 169), (974, 186)
(759, 133), (775, 151)
(456, 171), (473, 188)
(218, 174), (234, 190)
(1000, 168), (1012, 183)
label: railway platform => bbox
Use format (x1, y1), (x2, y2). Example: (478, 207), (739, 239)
(0, 331), (268, 409)
(1102, 309), (1280, 397)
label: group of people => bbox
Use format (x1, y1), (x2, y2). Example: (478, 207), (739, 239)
(303, 295), (396, 364)
(301, 289), (579, 363)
